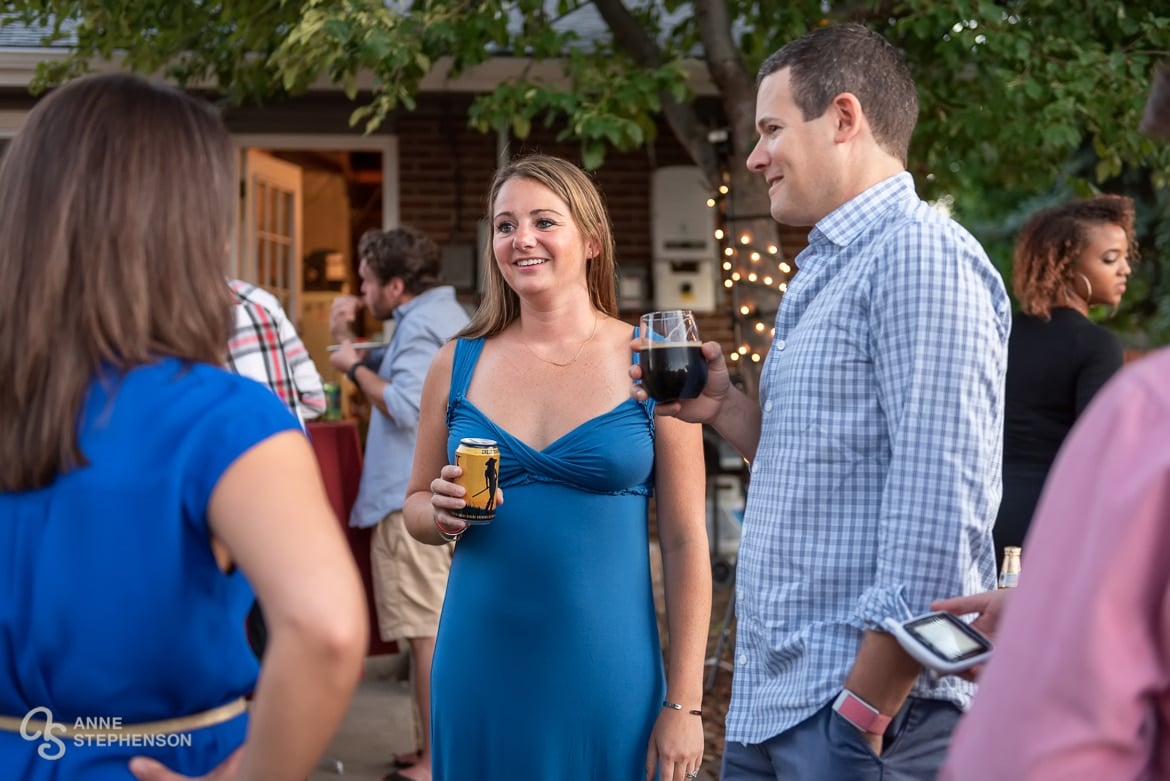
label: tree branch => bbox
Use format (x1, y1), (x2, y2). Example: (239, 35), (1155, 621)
(691, 0), (756, 166)
(591, 0), (721, 185)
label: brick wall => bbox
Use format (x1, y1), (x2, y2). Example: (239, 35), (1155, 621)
(395, 110), (696, 269)
(395, 111), (499, 253)
(395, 103), (807, 364)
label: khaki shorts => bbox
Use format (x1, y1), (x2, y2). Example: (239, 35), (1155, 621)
(370, 510), (452, 642)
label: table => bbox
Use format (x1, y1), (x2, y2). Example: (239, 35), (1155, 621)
(306, 420), (398, 657)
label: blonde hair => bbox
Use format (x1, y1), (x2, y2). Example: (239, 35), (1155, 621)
(459, 154), (619, 339)
(0, 73), (237, 490)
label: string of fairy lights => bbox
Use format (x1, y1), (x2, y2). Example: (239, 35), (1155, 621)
(706, 179), (795, 369)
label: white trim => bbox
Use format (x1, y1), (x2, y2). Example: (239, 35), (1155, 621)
(0, 49), (63, 88)
(0, 109), (28, 135)
(423, 56), (716, 95)
(0, 49), (718, 96)
(231, 134), (399, 229)
(0, 130), (398, 277)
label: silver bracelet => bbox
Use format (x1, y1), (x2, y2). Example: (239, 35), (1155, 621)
(662, 699), (702, 716)
(433, 515), (464, 543)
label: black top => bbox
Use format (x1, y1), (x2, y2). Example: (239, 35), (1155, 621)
(1002, 308), (1123, 465)
(995, 308), (1123, 554)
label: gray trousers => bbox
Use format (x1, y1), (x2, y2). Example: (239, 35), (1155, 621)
(721, 696), (961, 780)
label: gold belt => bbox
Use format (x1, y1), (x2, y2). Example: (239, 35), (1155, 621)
(0, 696), (247, 737)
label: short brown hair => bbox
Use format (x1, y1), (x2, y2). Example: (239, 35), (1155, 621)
(460, 154), (618, 339)
(0, 74), (236, 490)
(357, 226), (444, 295)
(1012, 195), (1138, 319)
(758, 23), (919, 165)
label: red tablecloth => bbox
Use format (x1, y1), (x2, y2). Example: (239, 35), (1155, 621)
(307, 420), (398, 657)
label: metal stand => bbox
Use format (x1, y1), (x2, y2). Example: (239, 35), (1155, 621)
(704, 570), (737, 693)
(702, 427), (743, 692)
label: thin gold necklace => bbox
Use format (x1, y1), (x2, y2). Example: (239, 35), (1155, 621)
(522, 314), (600, 368)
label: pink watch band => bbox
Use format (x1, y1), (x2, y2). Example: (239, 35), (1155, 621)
(832, 689), (892, 735)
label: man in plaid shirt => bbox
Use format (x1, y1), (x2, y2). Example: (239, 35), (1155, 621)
(226, 278), (326, 428)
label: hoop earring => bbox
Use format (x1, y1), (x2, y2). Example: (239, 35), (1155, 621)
(1077, 272), (1093, 302)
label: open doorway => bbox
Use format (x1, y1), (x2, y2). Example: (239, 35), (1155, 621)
(232, 134), (399, 383)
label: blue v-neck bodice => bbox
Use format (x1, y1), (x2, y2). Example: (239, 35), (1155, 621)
(444, 336), (655, 496)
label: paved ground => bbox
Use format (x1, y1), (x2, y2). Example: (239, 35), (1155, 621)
(309, 653), (415, 781)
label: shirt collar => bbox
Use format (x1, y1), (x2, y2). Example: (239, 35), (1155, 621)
(809, 171), (916, 250)
(393, 284), (454, 319)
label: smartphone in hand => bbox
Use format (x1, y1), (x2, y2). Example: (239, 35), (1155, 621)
(883, 612), (993, 675)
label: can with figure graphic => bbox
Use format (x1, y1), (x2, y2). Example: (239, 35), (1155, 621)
(452, 438), (500, 524)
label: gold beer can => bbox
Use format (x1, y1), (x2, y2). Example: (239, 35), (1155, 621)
(452, 438), (500, 524)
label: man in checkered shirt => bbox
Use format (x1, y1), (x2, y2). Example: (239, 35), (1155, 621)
(633, 23), (1011, 780)
(226, 278), (325, 428)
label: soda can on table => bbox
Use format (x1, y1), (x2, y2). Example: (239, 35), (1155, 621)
(322, 382), (342, 421)
(452, 438), (500, 524)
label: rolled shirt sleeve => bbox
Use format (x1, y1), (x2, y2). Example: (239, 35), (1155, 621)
(861, 226), (1010, 628)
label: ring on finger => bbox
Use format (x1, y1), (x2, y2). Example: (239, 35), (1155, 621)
(685, 772), (699, 780)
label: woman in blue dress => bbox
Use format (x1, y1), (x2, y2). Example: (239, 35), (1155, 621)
(0, 73), (367, 779)
(403, 154), (711, 781)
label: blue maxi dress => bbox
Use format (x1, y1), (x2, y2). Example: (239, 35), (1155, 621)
(431, 337), (666, 780)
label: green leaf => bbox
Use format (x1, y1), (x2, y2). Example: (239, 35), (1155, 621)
(580, 141), (605, 171)
(323, 18), (349, 42)
(512, 114), (532, 139)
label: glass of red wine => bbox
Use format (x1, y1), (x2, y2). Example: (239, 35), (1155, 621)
(638, 309), (708, 402)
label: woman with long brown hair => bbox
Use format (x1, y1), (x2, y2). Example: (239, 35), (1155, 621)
(0, 74), (366, 779)
(403, 154), (710, 781)
(995, 194), (1136, 562)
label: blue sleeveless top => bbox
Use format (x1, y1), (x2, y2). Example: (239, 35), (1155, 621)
(431, 337), (668, 780)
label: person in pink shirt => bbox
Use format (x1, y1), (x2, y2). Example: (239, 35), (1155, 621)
(938, 62), (1170, 780)
(940, 345), (1170, 779)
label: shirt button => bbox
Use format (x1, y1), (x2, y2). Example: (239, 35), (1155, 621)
(738, 654), (748, 665)
(764, 400), (773, 413)
(775, 340), (786, 351)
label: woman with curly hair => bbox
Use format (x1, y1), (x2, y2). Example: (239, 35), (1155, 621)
(994, 194), (1136, 562)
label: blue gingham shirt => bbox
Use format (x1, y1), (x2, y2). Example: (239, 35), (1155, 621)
(726, 173), (1011, 744)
